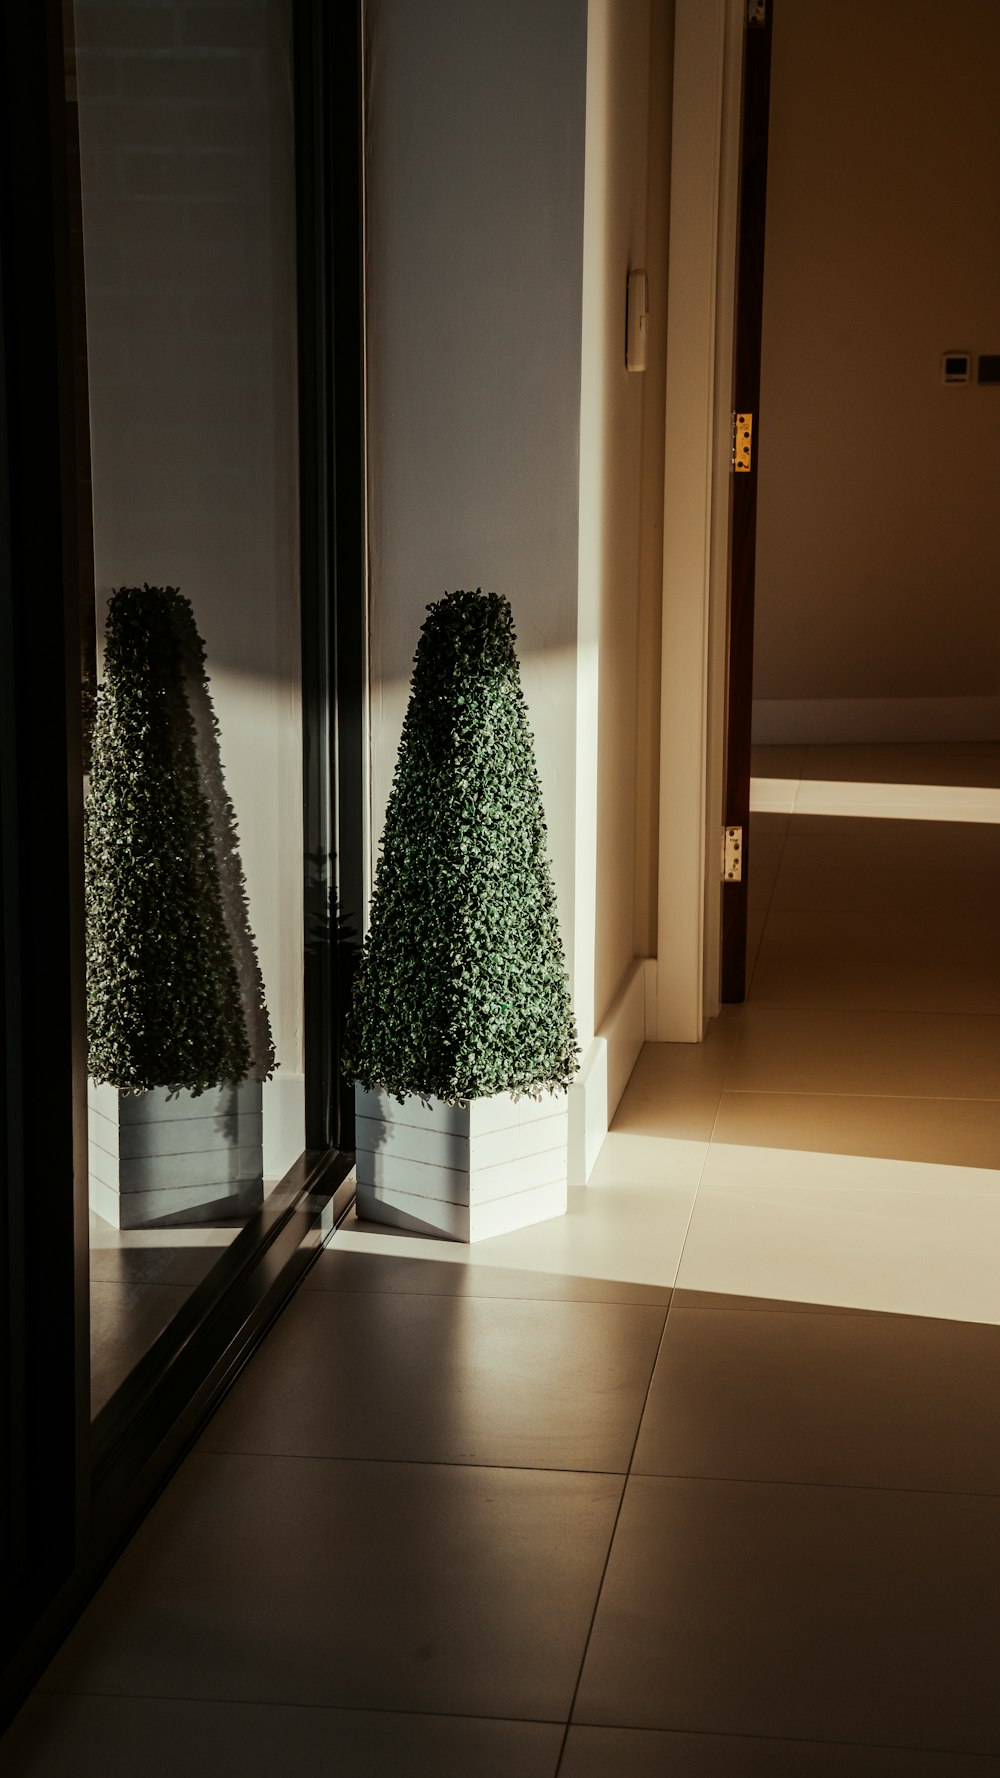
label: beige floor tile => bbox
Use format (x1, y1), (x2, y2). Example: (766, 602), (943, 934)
(304, 1247), (671, 1305)
(727, 1008), (1000, 1101)
(791, 780), (1000, 823)
(671, 1287), (870, 1316)
(1, 1696), (563, 1778)
(674, 1177), (1000, 1322)
(333, 1175), (699, 1296)
(699, 1130), (1000, 1198)
(199, 1287), (664, 1471)
(709, 1088), (1000, 1170)
(750, 775), (799, 813)
(750, 907), (1000, 1013)
(632, 1304), (1000, 1493)
(802, 742), (1000, 787)
(574, 1475), (1000, 1751)
(751, 744), (807, 778)
(746, 906), (768, 988)
(780, 814), (1000, 871)
(611, 1025), (743, 1138)
(747, 832), (785, 908)
(90, 1280), (190, 1418)
(42, 1452), (621, 1720)
(586, 1130), (711, 1185)
(88, 1216), (229, 1287)
(749, 809), (792, 836)
(771, 861), (999, 915)
(560, 1724), (1000, 1777)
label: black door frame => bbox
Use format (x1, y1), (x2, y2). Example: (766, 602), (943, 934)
(0, 0), (365, 1724)
(721, 0), (774, 1002)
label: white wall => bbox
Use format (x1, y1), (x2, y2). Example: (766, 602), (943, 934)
(579, 0), (673, 1029)
(75, 0), (304, 1177)
(754, 0), (1000, 743)
(364, 0), (588, 1021)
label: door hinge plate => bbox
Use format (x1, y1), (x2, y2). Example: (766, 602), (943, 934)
(732, 413), (753, 473)
(723, 825), (743, 882)
(748, 0), (766, 26)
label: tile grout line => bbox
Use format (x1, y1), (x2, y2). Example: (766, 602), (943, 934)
(192, 1447), (635, 1478)
(619, 1466), (1000, 1506)
(552, 1294), (677, 1776)
(666, 1005), (752, 1302)
(565, 1714), (1000, 1762)
(715, 1086), (1000, 1106)
(304, 1275), (671, 1309)
(26, 1685), (568, 1732)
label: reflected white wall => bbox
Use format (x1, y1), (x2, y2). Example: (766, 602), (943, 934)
(75, 0), (304, 1179)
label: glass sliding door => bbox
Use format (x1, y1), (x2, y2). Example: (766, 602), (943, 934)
(72, 0), (308, 1418)
(1, 0), (363, 1721)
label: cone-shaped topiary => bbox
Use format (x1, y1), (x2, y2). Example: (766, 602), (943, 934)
(344, 588), (578, 1105)
(86, 584), (260, 1095)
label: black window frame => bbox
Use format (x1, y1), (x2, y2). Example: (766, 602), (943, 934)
(0, 0), (364, 1726)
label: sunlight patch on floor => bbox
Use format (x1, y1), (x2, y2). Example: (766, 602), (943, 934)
(751, 775), (1000, 822)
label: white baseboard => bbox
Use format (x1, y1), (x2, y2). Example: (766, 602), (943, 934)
(569, 957), (654, 1184)
(752, 696), (1000, 746)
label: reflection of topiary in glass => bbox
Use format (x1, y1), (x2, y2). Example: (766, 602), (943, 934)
(86, 584), (255, 1095)
(344, 588), (579, 1105)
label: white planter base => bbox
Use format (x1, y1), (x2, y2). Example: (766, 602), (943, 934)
(354, 1086), (569, 1243)
(88, 1079), (264, 1230)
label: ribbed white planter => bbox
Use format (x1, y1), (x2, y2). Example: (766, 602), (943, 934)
(354, 1086), (569, 1242)
(88, 1078), (264, 1230)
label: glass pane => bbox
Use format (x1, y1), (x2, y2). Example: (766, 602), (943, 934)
(72, 0), (303, 1418)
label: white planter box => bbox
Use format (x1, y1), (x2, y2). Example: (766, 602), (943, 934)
(88, 1078), (264, 1230)
(354, 1086), (569, 1242)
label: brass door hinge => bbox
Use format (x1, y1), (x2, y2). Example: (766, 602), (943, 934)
(747, 0), (766, 26)
(722, 825), (743, 882)
(732, 413), (753, 473)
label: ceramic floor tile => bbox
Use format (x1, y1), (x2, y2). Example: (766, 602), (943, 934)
(585, 1131), (711, 1186)
(89, 1280), (190, 1417)
(747, 832), (785, 908)
(88, 1214), (234, 1287)
(670, 1287), (869, 1317)
(791, 780), (1000, 823)
(750, 775), (799, 813)
(749, 809), (792, 836)
(333, 1175), (698, 1297)
(574, 1474), (1000, 1752)
(42, 1452), (620, 1720)
(304, 1246), (672, 1305)
(802, 742), (1000, 787)
(560, 1724), (1000, 1777)
(750, 744), (807, 778)
(771, 860), (999, 915)
(726, 1008), (1000, 1101)
(674, 1176), (1000, 1323)
(746, 906), (768, 987)
(750, 908), (1000, 1013)
(2, 1695), (563, 1778)
(609, 1025), (743, 1139)
(632, 1304), (1000, 1493)
(709, 1088), (1000, 1170)
(199, 1287), (664, 1471)
(778, 817), (1000, 872)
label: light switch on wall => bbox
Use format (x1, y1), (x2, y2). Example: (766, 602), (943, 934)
(626, 269), (648, 373)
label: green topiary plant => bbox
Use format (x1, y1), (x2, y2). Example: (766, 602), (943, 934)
(343, 587), (578, 1105)
(86, 583), (270, 1095)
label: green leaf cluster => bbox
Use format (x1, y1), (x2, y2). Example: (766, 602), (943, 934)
(343, 588), (579, 1104)
(85, 584), (268, 1095)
